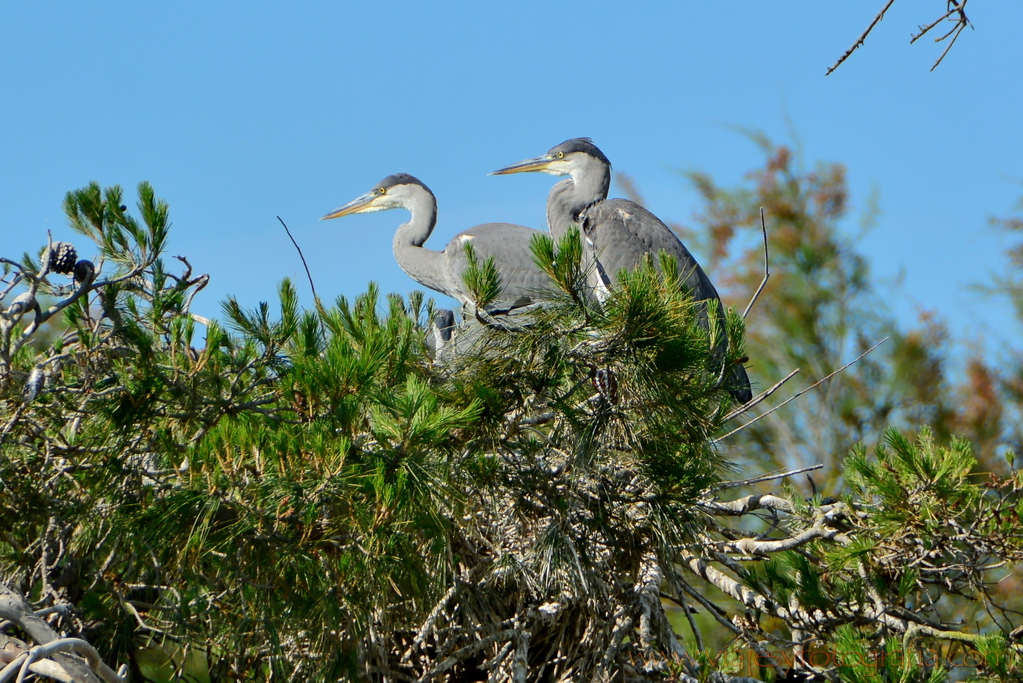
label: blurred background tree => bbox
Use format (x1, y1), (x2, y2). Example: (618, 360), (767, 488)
(985, 193), (1023, 456)
(619, 133), (1014, 491)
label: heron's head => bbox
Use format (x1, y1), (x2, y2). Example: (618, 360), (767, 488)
(490, 138), (611, 178)
(321, 174), (434, 220)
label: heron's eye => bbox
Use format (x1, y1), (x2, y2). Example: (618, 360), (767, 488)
(377, 187), (386, 195)
(557, 152), (565, 159)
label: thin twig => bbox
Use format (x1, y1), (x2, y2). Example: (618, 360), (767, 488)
(475, 307), (530, 333)
(278, 216), (319, 304)
(178, 263), (209, 316)
(662, 591), (704, 652)
(829, 0), (971, 75)
(928, 19), (969, 71)
(402, 585), (458, 664)
(0, 404), (27, 445)
(910, 2), (962, 43)
(711, 464), (824, 492)
(826, 0), (897, 75)
(675, 574), (742, 639)
(912, 0), (971, 71)
(0, 271), (24, 303)
(713, 337), (888, 443)
(723, 368), (800, 421)
(742, 208), (770, 320)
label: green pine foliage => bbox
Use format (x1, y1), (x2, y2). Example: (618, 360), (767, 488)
(460, 241), (502, 311)
(7, 179), (1023, 682)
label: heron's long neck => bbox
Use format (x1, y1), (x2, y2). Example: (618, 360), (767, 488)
(392, 191), (450, 295)
(546, 159), (610, 240)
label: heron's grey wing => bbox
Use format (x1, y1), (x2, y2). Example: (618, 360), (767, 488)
(583, 199), (720, 302)
(583, 200), (751, 401)
(445, 223), (554, 311)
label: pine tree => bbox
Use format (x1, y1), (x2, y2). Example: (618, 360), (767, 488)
(3, 181), (1023, 683)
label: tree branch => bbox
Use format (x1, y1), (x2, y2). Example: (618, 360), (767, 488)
(826, 0), (897, 76)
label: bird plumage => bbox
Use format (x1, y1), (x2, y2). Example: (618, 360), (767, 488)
(322, 174), (553, 314)
(494, 139), (753, 403)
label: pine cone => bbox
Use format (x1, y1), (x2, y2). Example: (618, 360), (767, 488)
(48, 242), (77, 274)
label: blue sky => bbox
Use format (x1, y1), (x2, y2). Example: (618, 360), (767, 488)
(2, 2), (1022, 355)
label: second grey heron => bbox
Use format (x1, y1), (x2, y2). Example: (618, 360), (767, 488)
(425, 308), (456, 358)
(322, 174), (553, 314)
(492, 139), (752, 403)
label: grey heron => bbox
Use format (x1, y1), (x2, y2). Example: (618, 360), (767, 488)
(321, 174), (553, 314)
(492, 139), (752, 403)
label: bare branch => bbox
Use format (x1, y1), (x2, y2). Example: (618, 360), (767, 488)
(910, 2), (963, 43)
(722, 517), (849, 555)
(928, 17), (969, 71)
(742, 208), (770, 320)
(724, 368), (800, 421)
(711, 464), (823, 492)
(13, 638), (121, 683)
(278, 216), (319, 306)
(402, 584), (458, 664)
(713, 337), (887, 443)
(0, 653), (75, 683)
(698, 493), (794, 516)
(829, 0), (972, 75)
(911, 0), (972, 71)
(0, 588), (121, 683)
(8, 264), (97, 361)
(826, 0), (897, 76)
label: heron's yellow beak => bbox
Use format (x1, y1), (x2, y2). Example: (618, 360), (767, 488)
(490, 154), (556, 176)
(320, 191), (377, 220)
